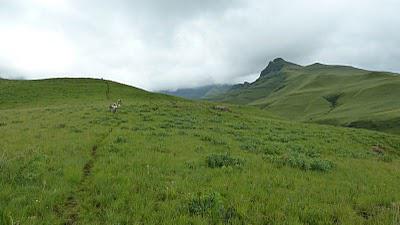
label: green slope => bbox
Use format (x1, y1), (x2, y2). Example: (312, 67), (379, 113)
(0, 78), (171, 109)
(1, 78), (400, 224)
(210, 58), (400, 134)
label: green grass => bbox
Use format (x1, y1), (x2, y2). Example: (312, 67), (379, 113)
(1, 78), (400, 224)
(209, 59), (400, 134)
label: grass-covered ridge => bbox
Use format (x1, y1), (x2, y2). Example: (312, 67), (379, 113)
(209, 58), (400, 134)
(1, 78), (400, 224)
(0, 78), (170, 109)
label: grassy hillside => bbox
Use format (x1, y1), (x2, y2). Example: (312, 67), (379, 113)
(0, 78), (169, 109)
(210, 58), (400, 134)
(1, 78), (400, 224)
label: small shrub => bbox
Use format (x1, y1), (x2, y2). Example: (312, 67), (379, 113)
(0, 122), (6, 127)
(206, 154), (244, 168)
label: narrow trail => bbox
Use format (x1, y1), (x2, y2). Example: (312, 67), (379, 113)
(62, 128), (113, 225)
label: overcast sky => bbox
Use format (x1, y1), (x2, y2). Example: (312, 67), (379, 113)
(0, 0), (399, 90)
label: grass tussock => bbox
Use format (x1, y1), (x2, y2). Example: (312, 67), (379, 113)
(187, 192), (243, 224)
(206, 153), (244, 168)
(268, 152), (335, 172)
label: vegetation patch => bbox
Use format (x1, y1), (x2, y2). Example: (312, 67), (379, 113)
(70, 126), (83, 133)
(0, 209), (12, 225)
(206, 153), (244, 168)
(187, 192), (242, 224)
(107, 143), (121, 153)
(56, 123), (66, 129)
(114, 136), (127, 144)
(353, 203), (397, 222)
(347, 118), (400, 133)
(212, 105), (231, 112)
(377, 154), (393, 163)
(269, 152), (335, 172)
(371, 145), (385, 154)
(240, 141), (260, 152)
(323, 93), (343, 110)
(200, 135), (228, 146)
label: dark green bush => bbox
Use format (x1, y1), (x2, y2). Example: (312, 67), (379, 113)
(206, 154), (244, 168)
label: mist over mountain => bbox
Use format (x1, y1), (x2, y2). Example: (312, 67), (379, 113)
(160, 84), (232, 99)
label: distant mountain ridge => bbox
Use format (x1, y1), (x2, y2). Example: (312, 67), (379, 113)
(208, 58), (400, 134)
(160, 84), (232, 100)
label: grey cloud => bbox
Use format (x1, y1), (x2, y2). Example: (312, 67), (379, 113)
(0, 0), (399, 90)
